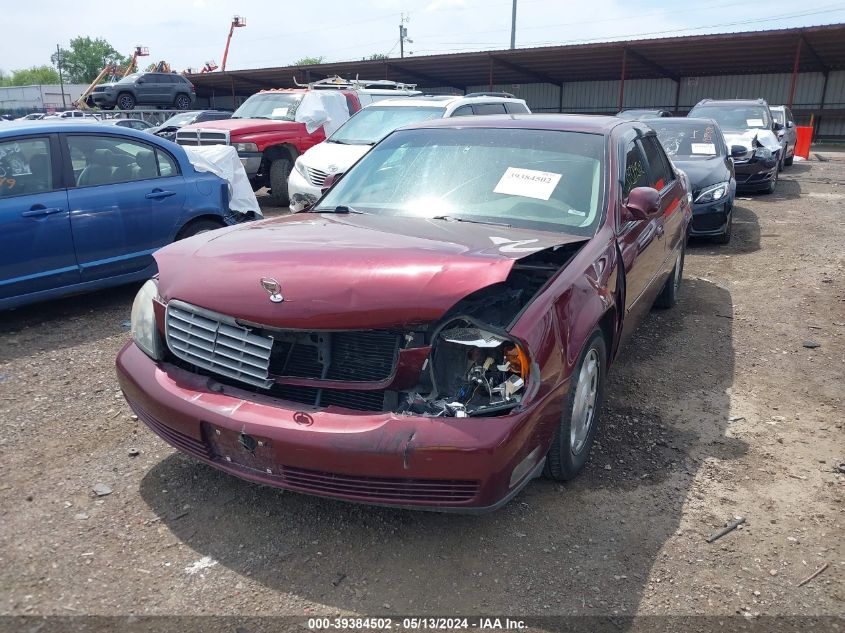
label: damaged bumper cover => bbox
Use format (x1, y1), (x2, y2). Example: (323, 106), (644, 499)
(116, 342), (562, 511)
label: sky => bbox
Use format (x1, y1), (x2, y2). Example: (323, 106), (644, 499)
(3, 0), (845, 74)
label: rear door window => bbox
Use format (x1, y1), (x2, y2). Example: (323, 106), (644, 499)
(505, 102), (529, 114)
(0, 137), (54, 198)
(473, 103), (507, 115)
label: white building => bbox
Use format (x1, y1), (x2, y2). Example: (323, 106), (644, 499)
(0, 84), (89, 114)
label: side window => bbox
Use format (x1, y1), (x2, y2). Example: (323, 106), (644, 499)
(451, 105), (473, 117)
(786, 108), (795, 126)
(473, 103), (507, 115)
(156, 149), (178, 177)
(67, 135), (171, 187)
(641, 135), (673, 190)
(505, 102), (529, 114)
(623, 140), (649, 198)
(0, 137), (53, 198)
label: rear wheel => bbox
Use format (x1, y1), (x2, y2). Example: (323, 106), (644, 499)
(117, 92), (135, 110)
(174, 94), (191, 110)
(269, 158), (292, 207)
(545, 330), (607, 481)
(654, 240), (685, 309)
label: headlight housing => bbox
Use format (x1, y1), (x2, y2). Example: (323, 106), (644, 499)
(754, 146), (773, 161)
(694, 181), (730, 204)
(131, 279), (163, 360)
(233, 142), (258, 153)
(294, 156), (308, 178)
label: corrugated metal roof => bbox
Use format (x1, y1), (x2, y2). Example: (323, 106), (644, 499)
(188, 23), (845, 97)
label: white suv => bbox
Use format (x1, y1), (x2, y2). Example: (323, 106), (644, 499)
(288, 93), (531, 211)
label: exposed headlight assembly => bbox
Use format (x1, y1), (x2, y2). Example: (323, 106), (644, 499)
(131, 279), (164, 360)
(401, 318), (531, 418)
(694, 181), (730, 204)
(233, 142), (258, 153)
(754, 146), (773, 161)
(294, 156), (309, 178)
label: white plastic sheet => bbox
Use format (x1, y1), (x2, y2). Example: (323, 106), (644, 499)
(294, 91), (351, 136)
(183, 145), (262, 217)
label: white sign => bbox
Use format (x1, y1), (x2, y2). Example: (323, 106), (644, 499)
(690, 142), (716, 155)
(271, 107), (289, 117)
(746, 118), (765, 127)
(493, 167), (562, 201)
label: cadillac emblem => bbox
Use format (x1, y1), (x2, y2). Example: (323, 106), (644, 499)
(260, 277), (284, 303)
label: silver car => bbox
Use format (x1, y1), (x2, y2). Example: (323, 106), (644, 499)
(770, 105), (797, 168)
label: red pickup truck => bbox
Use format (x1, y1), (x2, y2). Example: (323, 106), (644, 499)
(176, 88), (361, 206)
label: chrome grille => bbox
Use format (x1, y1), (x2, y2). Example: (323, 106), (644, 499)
(165, 300), (273, 388)
(175, 128), (230, 147)
(306, 166), (329, 187)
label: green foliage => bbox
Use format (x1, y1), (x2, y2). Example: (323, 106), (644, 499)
(52, 37), (130, 84)
(293, 56), (325, 66)
(367, 53), (389, 60)
(0, 65), (61, 87)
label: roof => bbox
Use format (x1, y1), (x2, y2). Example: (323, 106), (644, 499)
(0, 121), (169, 140)
(188, 23), (845, 97)
(400, 113), (624, 134)
(374, 94), (527, 108)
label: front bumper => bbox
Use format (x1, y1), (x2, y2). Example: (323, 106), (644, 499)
(287, 168), (321, 212)
(91, 92), (116, 106)
(116, 342), (556, 511)
(237, 152), (262, 179)
(689, 198), (731, 236)
(734, 157), (778, 191)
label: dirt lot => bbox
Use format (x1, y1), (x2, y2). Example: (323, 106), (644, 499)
(0, 156), (842, 628)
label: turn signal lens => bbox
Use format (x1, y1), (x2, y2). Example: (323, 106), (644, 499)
(504, 344), (529, 380)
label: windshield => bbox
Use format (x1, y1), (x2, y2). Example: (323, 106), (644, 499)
(316, 127), (606, 237)
(650, 121), (725, 159)
(232, 93), (303, 120)
(119, 73), (141, 84)
(688, 105), (771, 132)
(771, 110), (785, 125)
(160, 112), (199, 127)
(329, 106), (445, 145)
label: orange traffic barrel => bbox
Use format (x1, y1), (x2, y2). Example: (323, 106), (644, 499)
(795, 126), (813, 159)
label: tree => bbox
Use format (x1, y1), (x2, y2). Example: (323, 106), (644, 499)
(293, 56), (325, 66)
(0, 65), (61, 87)
(51, 37), (130, 84)
(366, 53), (388, 60)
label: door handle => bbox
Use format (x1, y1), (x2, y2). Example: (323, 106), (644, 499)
(656, 224), (665, 238)
(145, 189), (176, 200)
(22, 206), (64, 218)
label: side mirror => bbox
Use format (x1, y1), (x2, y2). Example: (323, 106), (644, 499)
(787, 120), (795, 128)
(772, 121), (784, 132)
(321, 172), (342, 193)
(730, 145), (747, 158)
(622, 186), (660, 222)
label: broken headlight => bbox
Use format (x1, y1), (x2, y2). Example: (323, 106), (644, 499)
(130, 279), (163, 361)
(403, 319), (530, 418)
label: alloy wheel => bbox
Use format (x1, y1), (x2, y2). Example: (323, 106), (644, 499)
(570, 348), (599, 455)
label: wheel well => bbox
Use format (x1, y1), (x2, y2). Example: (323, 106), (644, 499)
(176, 215), (225, 239)
(262, 144), (298, 168)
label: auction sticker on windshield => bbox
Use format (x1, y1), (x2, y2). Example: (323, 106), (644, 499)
(494, 167), (562, 201)
(272, 107), (289, 117)
(746, 118), (765, 127)
(690, 142), (716, 155)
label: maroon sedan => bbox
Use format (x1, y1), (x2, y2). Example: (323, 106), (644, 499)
(117, 115), (691, 511)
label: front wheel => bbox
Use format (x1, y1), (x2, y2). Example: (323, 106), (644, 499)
(763, 168), (778, 194)
(176, 219), (223, 240)
(117, 92), (135, 110)
(712, 206), (732, 245)
(654, 240), (685, 309)
(174, 94), (191, 110)
(269, 158), (292, 207)
(545, 329), (607, 481)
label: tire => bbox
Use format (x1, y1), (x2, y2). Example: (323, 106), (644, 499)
(763, 168), (778, 195)
(712, 205), (732, 245)
(117, 92), (135, 110)
(778, 152), (785, 172)
(176, 219), (223, 240)
(654, 240), (685, 309)
(269, 158), (292, 207)
(784, 154), (794, 167)
(545, 329), (607, 481)
(174, 94), (191, 110)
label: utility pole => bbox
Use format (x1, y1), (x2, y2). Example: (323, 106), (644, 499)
(510, 0), (517, 49)
(399, 13), (412, 58)
(56, 44), (66, 109)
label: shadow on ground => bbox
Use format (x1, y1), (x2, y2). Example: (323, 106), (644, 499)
(0, 284), (138, 362)
(688, 204), (760, 256)
(140, 278), (745, 617)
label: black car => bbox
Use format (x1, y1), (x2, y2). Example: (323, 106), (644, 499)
(617, 109), (672, 120)
(687, 99), (783, 194)
(647, 117), (736, 244)
(90, 72), (197, 111)
(148, 110), (232, 142)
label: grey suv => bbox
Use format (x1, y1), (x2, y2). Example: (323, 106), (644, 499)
(91, 73), (197, 111)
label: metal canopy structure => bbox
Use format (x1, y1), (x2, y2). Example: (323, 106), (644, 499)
(188, 23), (845, 98)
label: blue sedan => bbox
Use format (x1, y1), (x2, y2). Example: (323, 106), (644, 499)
(0, 122), (236, 310)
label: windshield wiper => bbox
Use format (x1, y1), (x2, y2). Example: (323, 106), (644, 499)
(312, 205), (364, 214)
(430, 215), (511, 228)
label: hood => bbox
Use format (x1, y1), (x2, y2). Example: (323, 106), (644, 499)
(671, 156), (730, 193)
(300, 141), (370, 173)
(723, 129), (781, 153)
(180, 118), (304, 136)
(154, 213), (587, 330)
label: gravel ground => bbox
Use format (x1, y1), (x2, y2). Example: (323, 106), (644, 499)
(0, 158), (842, 627)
